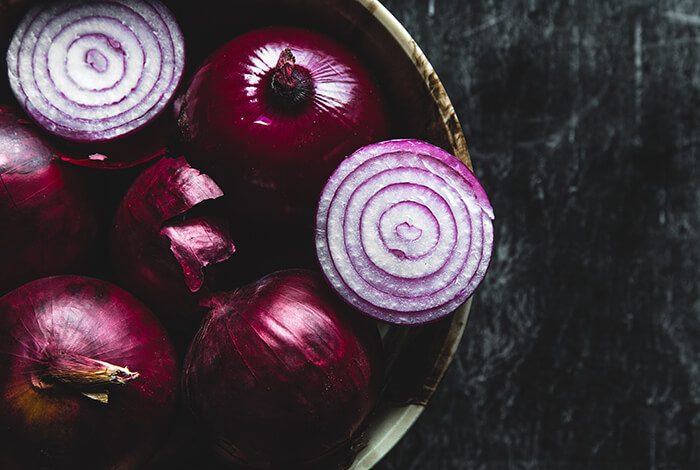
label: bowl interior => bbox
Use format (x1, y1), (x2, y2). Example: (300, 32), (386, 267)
(165, 2), (474, 468)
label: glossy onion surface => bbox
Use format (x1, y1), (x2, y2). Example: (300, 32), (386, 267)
(178, 26), (390, 221)
(6, 0), (184, 143)
(183, 269), (383, 469)
(0, 275), (178, 469)
(316, 139), (494, 325)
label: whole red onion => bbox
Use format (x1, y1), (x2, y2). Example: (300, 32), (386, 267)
(0, 275), (178, 470)
(316, 139), (494, 325)
(111, 155), (236, 324)
(178, 26), (390, 221)
(0, 105), (96, 295)
(182, 269), (383, 469)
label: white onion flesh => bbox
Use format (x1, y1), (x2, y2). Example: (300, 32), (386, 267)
(315, 139), (494, 325)
(6, 0), (184, 142)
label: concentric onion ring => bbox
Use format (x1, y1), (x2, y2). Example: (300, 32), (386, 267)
(6, 0), (184, 142)
(315, 139), (494, 325)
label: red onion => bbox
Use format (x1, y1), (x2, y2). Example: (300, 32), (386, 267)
(178, 26), (390, 221)
(0, 0), (31, 103)
(0, 105), (96, 295)
(315, 139), (494, 325)
(6, 0), (185, 144)
(182, 269), (383, 469)
(54, 114), (172, 169)
(0, 275), (178, 469)
(111, 155), (235, 321)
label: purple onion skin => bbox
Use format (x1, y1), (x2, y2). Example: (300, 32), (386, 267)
(0, 275), (178, 470)
(111, 156), (236, 325)
(0, 105), (97, 295)
(183, 269), (384, 469)
(178, 26), (390, 222)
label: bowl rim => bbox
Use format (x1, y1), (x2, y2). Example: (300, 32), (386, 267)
(348, 1), (473, 468)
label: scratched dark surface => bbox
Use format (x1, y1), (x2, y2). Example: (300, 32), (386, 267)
(373, 0), (700, 469)
(0, 0), (698, 469)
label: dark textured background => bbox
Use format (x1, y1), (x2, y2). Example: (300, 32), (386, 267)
(1, 0), (697, 469)
(374, 0), (700, 469)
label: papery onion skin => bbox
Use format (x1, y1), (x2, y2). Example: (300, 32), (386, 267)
(182, 269), (383, 469)
(111, 156), (236, 323)
(315, 139), (494, 326)
(178, 26), (390, 222)
(6, 0), (185, 144)
(0, 105), (97, 295)
(0, 275), (178, 470)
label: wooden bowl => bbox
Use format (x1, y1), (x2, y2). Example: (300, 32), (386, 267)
(0, 1), (477, 468)
(169, 3), (475, 467)
(168, 1), (473, 468)
(311, 4), (474, 468)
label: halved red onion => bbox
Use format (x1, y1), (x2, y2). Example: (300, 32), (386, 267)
(6, 0), (184, 143)
(315, 139), (494, 326)
(54, 113), (172, 168)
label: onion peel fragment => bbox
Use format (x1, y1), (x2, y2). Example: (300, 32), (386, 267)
(111, 156), (235, 316)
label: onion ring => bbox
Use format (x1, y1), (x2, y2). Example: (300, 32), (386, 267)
(6, 0), (184, 142)
(315, 139), (494, 325)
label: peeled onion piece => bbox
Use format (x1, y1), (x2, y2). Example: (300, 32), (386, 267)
(6, 0), (185, 145)
(183, 269), (383, 469)
(0, 275), (178, 470)
(316, 139), (495, 326)
(111, 156), (236, 324)
(0, 105), (96, 295)
(178, 26), (390, 221)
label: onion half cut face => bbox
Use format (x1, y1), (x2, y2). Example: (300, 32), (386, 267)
(315, 139), (494, 325)
(6, 0), (185, 143)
